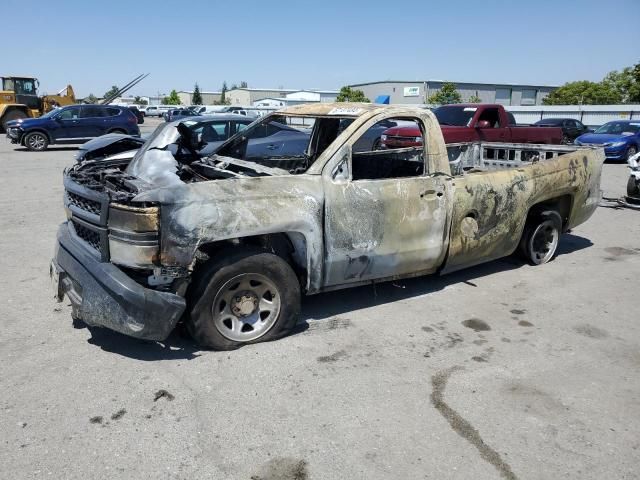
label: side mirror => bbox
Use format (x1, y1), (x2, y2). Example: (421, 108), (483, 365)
(476, 120), (491, 129)
(332, 144), (351, 182)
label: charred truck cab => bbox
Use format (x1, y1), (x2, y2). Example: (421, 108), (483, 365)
(51, 103), (604, 350)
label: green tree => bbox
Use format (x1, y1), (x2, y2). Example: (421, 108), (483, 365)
(632, 62), (640, 103)
(163, 89), (181, 105)
(192, 83), (203, 105)
(240, 81), (248, 88)
(219, 81), (228, 104)
(467, 94), (482, 103)
(336, 86), (370, 102)
(103, 85), (119, 100)
(427, 82), (462, 105)
(85, 93), (98, 104)
(603, 66), (640, 104)
(133, 95), (148, 105)
(542, 81), (622, 105)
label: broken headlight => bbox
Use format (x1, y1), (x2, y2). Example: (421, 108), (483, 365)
(108, 204), (159, 268)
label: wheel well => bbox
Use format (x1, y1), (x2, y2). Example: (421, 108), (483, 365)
(195, 233), (308, 288)
(526, 194), (573, 231)
(22, 128), (52, 144)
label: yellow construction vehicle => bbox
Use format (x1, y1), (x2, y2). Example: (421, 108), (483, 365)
(0, 76), (76, 131)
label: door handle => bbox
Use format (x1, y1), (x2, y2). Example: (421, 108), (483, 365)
(420, 189), (444, 199)
(266, 144), (278, 150)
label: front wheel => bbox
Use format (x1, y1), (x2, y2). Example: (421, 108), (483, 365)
(519, 211), (562, 265)
(187, 247), (301, 350)
(626, 146), (638, 161)
(24, 131), (49, 151)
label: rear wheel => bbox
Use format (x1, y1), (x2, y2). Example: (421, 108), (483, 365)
(628, 175), (640, 197)
(24, 131), (49, 151)
(1, 109), (28, 132)
(187, 247), (301, 350)
(519, 211), (562, 265)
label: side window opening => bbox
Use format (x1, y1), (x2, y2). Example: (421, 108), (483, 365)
(80, 106), (105, 118)
(351, 117), (424, 181)
(57, 107), (80, 120)
(477, 108), (501, 128)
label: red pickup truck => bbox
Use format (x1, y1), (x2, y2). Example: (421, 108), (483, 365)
(381, 103), (563, 148)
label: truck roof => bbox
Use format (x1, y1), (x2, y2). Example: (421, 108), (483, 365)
(278, 102), (421, 118)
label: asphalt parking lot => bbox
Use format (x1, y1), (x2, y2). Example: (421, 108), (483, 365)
(1, 122), (639, 480)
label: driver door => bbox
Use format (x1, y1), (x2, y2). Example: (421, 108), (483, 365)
(53, 106), (83, 141)
(321, 116), (450, 288)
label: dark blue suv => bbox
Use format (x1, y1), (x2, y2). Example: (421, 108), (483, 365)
(5, 104), (140, 151)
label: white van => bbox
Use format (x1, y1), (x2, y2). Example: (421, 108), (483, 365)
(146, 105), (179, 117)
(197, 105), (227, 115)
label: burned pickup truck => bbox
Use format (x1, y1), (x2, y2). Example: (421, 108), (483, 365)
(51, 103), (604, 349)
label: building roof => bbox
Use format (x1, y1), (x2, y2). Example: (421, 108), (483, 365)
(349, 79), (559, 88)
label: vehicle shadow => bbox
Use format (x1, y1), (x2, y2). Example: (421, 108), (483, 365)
(14, 147), (78, 152)
(81, 233), (592, 359)
(76, 318), (202, 361)
(295, 232), (593, 327)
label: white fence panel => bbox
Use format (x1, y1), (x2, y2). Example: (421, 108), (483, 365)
(506, 105), (640, 127)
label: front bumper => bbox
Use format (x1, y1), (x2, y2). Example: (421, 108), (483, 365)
(5, 127), (23, 144)
(604, 145), (627, 160)
(52, 222), (186, 341)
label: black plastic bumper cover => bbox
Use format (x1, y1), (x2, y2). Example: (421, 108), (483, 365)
(52, 223), (186, 341)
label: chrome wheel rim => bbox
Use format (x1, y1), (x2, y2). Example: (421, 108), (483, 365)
(28, 134), (46, 150)
(212, 273), (281, 342)
(528, 220), (559, 264)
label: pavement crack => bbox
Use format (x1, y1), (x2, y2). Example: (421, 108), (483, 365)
(431, 367), (518, 480)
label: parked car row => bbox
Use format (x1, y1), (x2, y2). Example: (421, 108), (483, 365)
(7, 101), (638, 162)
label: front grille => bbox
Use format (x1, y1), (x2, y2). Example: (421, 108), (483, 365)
(67, 191), (102, 216)
(71, 220), (102, 254)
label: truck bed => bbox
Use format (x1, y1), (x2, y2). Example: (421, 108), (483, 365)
(446, 141), (588, 175)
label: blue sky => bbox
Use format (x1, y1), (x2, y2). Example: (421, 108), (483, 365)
(4, 0), (639, 98)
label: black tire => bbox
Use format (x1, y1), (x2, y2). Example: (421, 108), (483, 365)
(1, 109), (28, 132)
(187, 247), (301, 350)
(108, 129), (127, 135)
(372, 138), (382, 151)
(519, 210), (562, 265)
(561, 134), (571, 145)
(627, 176), (640, 197)
(24, 131), (49, 151)
(627, 146), (638, 161)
